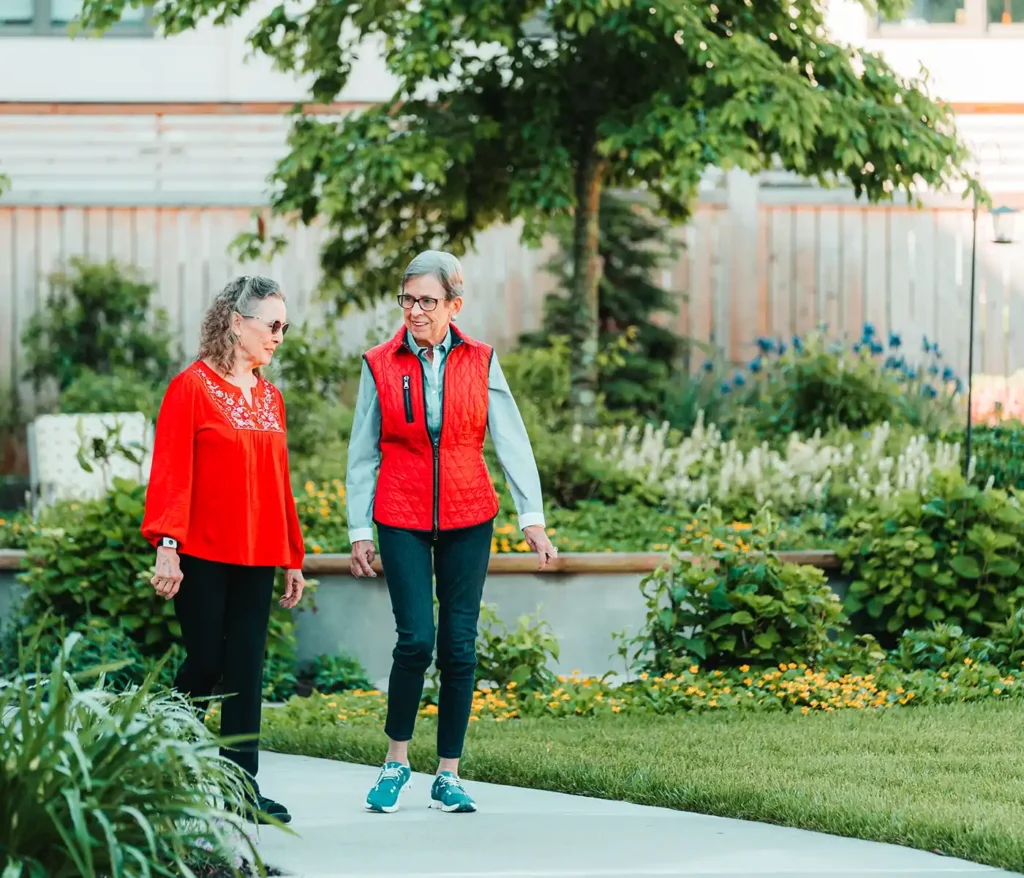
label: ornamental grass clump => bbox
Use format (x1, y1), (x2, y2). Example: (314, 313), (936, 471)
(0, 632), (267, 878)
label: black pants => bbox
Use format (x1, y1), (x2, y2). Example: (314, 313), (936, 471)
(174, 554), (275, 782)
(378, 519), (493, 759)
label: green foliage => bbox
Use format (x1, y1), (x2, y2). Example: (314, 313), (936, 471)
(297, 652), (373, 697)
(17, 480), (178, 651)
(474, 603), (560, 692)
(60, 367), (163, 420)
(266, 320), (362, 479)
(0, 632), (264, 878)
(521, 193), (683, 414)
(0, 618), (182, 691)
(21, 257), (176, 393)
(628, 506), (847, 672)
(961, 422), (1024, 490)
(838, 472), (1024, 645)
(15, 481), (315, 701)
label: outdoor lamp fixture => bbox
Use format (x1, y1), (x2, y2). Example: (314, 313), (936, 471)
(964, 197), (1019, 477)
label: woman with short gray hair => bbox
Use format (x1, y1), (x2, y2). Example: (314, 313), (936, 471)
(142, 275), (307, 826)
(347, 249), (557, 814)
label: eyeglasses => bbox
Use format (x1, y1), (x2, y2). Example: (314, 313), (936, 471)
(397, 293), (440, 312)
(240, 314), (290, 336)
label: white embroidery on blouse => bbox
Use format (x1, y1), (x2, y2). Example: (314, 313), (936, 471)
(195, 367), (284, 433)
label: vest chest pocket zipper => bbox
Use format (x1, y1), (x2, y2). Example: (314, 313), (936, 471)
(402, 375), (414, 423)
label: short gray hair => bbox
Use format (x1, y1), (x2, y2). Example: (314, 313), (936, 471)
(402, 250), (465, 301)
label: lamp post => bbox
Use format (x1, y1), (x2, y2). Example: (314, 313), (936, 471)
(964, 197), (1018, 478)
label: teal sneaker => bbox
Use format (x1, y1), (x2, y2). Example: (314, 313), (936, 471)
(365, 762), (412, 813)
(429, 772), (477, 813)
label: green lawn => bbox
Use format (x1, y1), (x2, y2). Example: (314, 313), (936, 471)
(262, 701), (1024, 872)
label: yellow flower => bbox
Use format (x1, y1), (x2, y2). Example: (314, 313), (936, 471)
(689, 665), (699, 674)
(801, 706), (810, 715)
(506, 681), (517, 690)
(548, 701), (560, 709)
(639, 672), (649, 681)
(739, 664), (750, 673)
(304, 481), (316, 493)
(312, 544), (323, 554)
(612, 705), (621, 713)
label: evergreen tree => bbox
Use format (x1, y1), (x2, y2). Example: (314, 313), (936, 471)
(522, 193), (682, 415)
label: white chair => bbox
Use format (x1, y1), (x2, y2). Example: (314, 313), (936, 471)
(27, 412), (153, 514)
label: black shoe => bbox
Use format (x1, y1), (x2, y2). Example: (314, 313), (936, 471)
(244, 793), (292, 825)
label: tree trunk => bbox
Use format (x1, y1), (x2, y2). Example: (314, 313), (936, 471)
(569, 150), (605, 426)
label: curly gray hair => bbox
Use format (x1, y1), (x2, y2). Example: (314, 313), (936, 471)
(402, 250), (465, 300)
(198, 275), (285, 376)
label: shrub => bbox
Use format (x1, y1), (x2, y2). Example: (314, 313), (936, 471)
(16, 480), (315, 697)
(59, 367), (163, 420)
(296, 652), (373, 697)
(474, 602), (560, 691)
(594, 417), (960, 520)
(22, 257), (176, 393)
(626, 507), (847, 672)
(266, 320), (359, 477)
(838, 471), (1024, 645)
(0, 632), (263, 878)
(0, 617), (182, 690)
(961, 422), (1024, 491)
(17, 480), (177, 651)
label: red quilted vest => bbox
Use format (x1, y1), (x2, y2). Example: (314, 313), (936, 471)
(363, 324), (499, 535)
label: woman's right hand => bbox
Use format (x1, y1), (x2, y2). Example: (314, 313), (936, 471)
(151, 547), (184, 600)
(350, 540), (377, 578)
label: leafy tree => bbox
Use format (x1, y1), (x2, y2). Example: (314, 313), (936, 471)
(521, 191), (682, 415)
(80, 0), (981, 425)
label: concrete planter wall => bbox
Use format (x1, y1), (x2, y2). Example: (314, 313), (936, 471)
(0, 550), (847, 683)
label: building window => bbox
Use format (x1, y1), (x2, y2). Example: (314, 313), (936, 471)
(880, 0), (967, 25)
(0, 0), (151, 35)
(989, 0), (1024, 22)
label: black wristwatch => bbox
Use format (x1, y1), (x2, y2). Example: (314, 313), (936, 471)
(157, 537), (178, 550)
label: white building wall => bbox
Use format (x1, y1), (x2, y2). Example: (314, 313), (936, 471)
(0, 0), (396, 103)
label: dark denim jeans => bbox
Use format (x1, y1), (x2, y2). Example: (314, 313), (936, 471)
(377, 518), (493, 759)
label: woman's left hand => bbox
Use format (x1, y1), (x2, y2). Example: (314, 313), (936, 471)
(280, 568), (306, 608)
(523, 525), (558, 570)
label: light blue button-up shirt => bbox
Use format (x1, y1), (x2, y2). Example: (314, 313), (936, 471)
(345, 327), (546, 543)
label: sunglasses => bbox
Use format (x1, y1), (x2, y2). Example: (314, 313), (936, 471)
(240, 314), (290, 336)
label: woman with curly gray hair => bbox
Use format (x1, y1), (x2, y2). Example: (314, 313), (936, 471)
(142, 275), (306, 825)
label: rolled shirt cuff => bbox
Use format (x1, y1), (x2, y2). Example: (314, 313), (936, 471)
(517, 512), (546, 532)
(348, 527), (375, 544)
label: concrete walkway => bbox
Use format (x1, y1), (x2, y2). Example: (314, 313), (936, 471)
(250, 752), (1018, 878)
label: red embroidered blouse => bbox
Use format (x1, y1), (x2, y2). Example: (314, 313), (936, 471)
(141, 361), (305, 569)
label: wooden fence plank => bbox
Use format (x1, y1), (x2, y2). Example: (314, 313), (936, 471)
(767, 208), (794, 345)
(840, 209), (865, 339)
(863, 209), (889, 341)
(0, 210), (14, 393)
(792, 209), (818, 337)
(817, 209), (841, 337)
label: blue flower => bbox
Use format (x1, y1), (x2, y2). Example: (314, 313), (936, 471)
(888, 332), (902, 349)
(869, 340), (884, 355)
(733, 372), (746, 387)
(922, 335), (932, 354)
(720, 382), (731, 394)
(956, 379), (965, 393)
(922, 385), (937, 398)
(862, 322), (876, 340)
(928, 364), (939, 376)
(777, 339), (788, 355)
(853, 342), (863, 354)
(792, 335), (805, 353)
(756, 337), (775, 354)
(904, 366), (919, 380)
(942, 366), (956, 383)
(749, 357), (763, 373)
(702, 360), (715, 372)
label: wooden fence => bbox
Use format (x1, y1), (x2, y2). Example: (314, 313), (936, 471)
(3, 198), (1024, 407)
